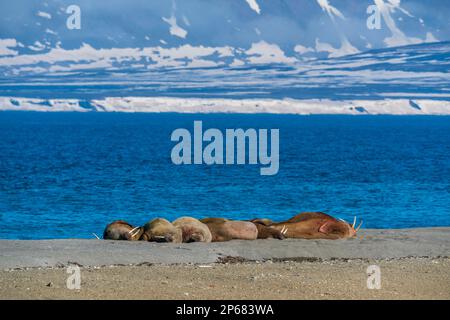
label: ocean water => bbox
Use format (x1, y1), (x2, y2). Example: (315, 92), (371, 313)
(0, 112), (449, 239)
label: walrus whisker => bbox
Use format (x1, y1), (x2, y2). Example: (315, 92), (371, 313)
(92, 233), (100, 239)
(352, 216), (357, 228)
(355, 220), (363, 232)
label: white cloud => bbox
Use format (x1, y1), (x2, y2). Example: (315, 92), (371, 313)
(425, 32), (439, 43)
(162, 15), (188, 39)
(316, 0), (359, 57)
(0, 43), (236, 72)
(37, 11), (52, 19)
(294, 44), (314, 55)
(374, 0), (422, 47)
(182, 15), (190, 27)
(315, 38), (358, 58)
(28, 41), (46, 52)
(316, 0), (345, 20)
(245, 0), (261, 14)
(0, 38), (18, 56)
(45, 28), (57, 36)
(246, 41), (296, 64)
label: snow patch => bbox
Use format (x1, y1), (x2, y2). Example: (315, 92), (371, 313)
(2, 97), (450, 115)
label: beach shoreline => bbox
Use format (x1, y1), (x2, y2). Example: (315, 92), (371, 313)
(1, 228), (449, 299)
(1, 228), (449, 270)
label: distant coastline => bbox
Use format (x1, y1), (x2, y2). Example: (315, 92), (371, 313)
(1, 96), (450, 114)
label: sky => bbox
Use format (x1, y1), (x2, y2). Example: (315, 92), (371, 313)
(0, 0), (449, 75)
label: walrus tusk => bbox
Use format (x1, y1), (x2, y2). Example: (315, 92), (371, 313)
(352, 216), (357, 228)
(355, 220), (363, 232)
(128, 226), (140, 236)
(92, 233), (100, 239)
(153, 236), (166, 239)
(281, 225), (288, 235)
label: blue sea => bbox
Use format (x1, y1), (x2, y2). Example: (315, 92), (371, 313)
(0, 112), (449, 239)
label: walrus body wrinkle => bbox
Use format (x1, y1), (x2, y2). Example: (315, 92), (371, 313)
(201, 218), (258, 242)
(172, 217), (212, 243)
(103, 220), (143, 241)
(270, 212), (358, 239)
(142, 218), (183, 243)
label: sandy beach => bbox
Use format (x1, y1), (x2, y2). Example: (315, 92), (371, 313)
(1, 228), (449, 300)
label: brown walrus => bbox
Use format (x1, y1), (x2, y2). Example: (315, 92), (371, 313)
(200, 218), (259, 242)
(103, 220), (143, 241)
(172, 217), (212, 243)
(253, 222), (286, 239)
(141, 218), (183, 243)
(249, 218), (274, 226)
(267, 212), (362, 239)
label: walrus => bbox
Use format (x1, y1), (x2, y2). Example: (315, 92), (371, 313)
(103, 220), (143, 241)
(249, 218), (274, 226)
(172, 217), (212, 243)
(268, 212), (362, 240)
(142, 218), (183, 243)
(253, 222), (287, 239)
(200, 218), (259, 242)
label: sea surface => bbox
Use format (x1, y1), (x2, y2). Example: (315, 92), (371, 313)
(0, 112), (449, 239)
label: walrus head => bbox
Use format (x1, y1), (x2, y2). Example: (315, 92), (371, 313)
(328, 216), (363, 238)
(127, 226), (144, 241)
(103, 220), (143, 241)
(142, 218), (183, 243)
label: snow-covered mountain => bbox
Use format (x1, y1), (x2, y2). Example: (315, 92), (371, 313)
(0, 0), (449, 113)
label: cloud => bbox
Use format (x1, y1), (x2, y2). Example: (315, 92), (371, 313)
(315, 38), (358, 58)
(316, 0), (345, 20)
(316, 0), (359, 57)
(373, 0), (422, 46)
(162, 15), (188, 39)
(294, 44), (314, 55)
(36, 11), (51, 19)
(28, 41), (46, 51)
(245, 41), (296, 64)
(0, 38), (18, 56)
(245, 0), (261, 14)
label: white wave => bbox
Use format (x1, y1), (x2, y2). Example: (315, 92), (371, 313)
(1, 96), (449, 115)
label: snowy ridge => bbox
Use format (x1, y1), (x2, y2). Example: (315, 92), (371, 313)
(1, 97), (449, 115)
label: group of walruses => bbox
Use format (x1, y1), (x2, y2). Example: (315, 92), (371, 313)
(103, 212), (363, 242)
